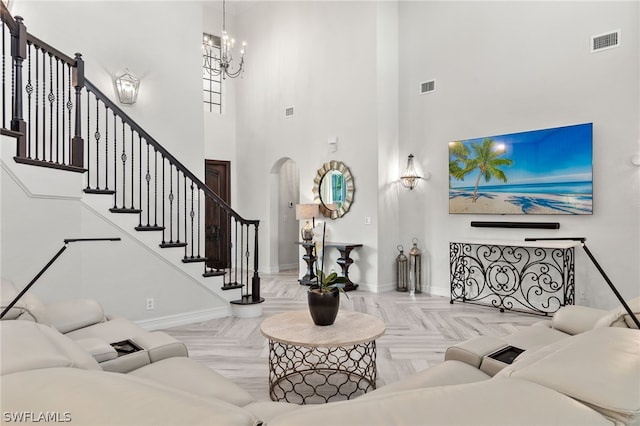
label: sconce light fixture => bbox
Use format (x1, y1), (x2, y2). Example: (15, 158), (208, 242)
(295, 204), (320, 242)
(115, 69), (140, 105)
(400, 154), (423, 190)
(632, 154), (640, 166)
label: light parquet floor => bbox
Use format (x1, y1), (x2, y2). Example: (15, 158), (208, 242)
(163, 270), (543, 401)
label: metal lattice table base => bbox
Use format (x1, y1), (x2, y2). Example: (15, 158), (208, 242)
(267, 340), (377, 404)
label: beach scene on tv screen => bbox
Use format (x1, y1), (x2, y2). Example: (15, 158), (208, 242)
(449, 123), (593, 215)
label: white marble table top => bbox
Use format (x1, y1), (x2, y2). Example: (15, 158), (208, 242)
(260, 310), (385, 348)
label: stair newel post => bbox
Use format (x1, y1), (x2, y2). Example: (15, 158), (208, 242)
(251, 221), (261, 302)
(11, 16), (27, 156)
(71, 52), (84, 168)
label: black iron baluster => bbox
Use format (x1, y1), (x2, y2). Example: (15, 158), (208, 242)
(66, 64), (72, 162)
(54, 56), (59, 164)
(197, 189), (201, 258)
(40, 47), (44, 161)
(33, 45), (38, 160)
(112, 111), (117, 208)
(1, 21), (5, 129)
(138, 134), (142, 227)
(189, 181), (195, 259)
(183, 172), (187, 249)
(144, 140), (150, 227)
(60, 61), (64, 163)
(176, 169), (180, 243)
(121, 120), (126, 207)
(161, 155), (166, 244)
(85, 90), (89, 173)
(93, 96), (100, 189)
(169, 166), (174, 243)
(130, 128), (134, 209)
(25, 42), (32, 158)
(104, 105), (109, 190)
(48, 53), (53, 162)
(153, 148), (158, 227)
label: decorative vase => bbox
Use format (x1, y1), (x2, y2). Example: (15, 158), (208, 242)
(307, 287), (340, 326)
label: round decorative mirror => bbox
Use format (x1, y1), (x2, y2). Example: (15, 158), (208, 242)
(312, 160), (355, 219)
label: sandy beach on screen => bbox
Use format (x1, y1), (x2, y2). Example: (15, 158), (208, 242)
(449, 191), (592, 215)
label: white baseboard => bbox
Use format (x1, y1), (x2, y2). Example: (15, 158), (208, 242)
(134, 306), (230, 330)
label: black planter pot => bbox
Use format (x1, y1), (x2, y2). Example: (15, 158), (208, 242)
(307, 287), (340, 326)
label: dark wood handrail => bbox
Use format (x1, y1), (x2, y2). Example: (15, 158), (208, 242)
(84, 79), (258, 227)
(0, 2), (17, 32)
(26, 32), (76, 65)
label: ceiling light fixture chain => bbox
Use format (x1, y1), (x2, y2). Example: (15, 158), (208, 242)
(204, 0), (246, 80)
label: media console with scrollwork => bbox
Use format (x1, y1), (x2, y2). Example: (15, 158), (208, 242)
(449, 239), (580, 315)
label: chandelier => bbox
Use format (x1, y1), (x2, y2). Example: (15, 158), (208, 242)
(203, 0), (246, 79)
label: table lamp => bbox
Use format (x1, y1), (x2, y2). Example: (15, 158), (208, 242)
(295, 204), (320, 242)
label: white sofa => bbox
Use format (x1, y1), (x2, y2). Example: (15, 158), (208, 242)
(2, 278), (639, 426)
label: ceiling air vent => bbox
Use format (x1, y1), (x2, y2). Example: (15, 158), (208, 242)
(591, 30), (620, 52)
(420, 80), (436, 94)
(285, 107), (294, 117)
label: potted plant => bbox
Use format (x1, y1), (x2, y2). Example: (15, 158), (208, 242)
(307, 223), (347, 326)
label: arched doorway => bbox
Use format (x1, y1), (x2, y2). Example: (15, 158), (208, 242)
(268, 158), (300, 272)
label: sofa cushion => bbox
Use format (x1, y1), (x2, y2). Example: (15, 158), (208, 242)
(1, 367), (259, 426)
(550, 305), (607, 335)
(0, 321), (100, 375)
(360, 360), (490, 398)
(267, 378), (613, 426)
(500, 327), (640, 426)
(45, 298), (106, 333)
(1, 278), (51, 325)
(594, 297), (640, 329)
(128, 356), (255, 407)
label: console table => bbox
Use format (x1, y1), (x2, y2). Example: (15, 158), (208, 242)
(449, 239), (579, 315)
(296, 242), (362, 291)
(260, 310), (385, 404)
(324, 243), (362, 291)
(296, 242), (317, 286)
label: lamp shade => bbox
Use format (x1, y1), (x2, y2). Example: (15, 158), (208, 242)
(295, 204), (320, 220)
(115, 69), (140, 105)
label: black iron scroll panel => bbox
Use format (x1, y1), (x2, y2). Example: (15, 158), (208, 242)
(450, 242), (575, 315)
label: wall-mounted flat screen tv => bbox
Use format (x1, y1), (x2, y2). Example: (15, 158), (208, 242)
(449, 123), (593, 215)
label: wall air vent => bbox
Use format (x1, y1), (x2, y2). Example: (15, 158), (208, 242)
(591, 30), (620, 52)
(285, 107), (294, 117)
(420, 80), (436, 94)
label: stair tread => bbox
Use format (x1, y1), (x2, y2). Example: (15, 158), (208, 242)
(110, 207), (143, 214)
(182, 256), (208, 263)
(84, 188), (116, 195)
(135, 225), (164, 231)
(159, 241), (188, 248)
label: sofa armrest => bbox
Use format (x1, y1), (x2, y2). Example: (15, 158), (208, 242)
(74, 337), (119, 363)
(45, 299), (106, 334)
(550, 305), (607, 335)
(444, 336), (506, 367)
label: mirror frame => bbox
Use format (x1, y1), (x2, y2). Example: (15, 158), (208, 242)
(312, 160), (355, 219)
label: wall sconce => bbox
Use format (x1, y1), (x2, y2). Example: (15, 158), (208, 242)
(632, 154), (640, 166)
(295, 204), (320, 242)
(115, 69), (140, 105)
(400, 154), (424, 190)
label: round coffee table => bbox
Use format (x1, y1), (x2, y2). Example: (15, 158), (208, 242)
(260, 309), (385, 404)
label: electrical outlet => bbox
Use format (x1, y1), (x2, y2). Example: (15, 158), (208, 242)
(364, 216), (371, 225)
(146, 298), (154, 310)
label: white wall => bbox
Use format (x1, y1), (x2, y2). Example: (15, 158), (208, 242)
(235, 1), (382, 290)
(398, 1), (640, 309)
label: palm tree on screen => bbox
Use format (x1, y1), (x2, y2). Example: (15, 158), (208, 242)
(464, 138), (513, 202)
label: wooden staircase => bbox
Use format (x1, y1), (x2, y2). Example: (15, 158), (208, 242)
(1, 3), (263, 311)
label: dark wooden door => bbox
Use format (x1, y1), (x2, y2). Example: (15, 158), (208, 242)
(205, 160), (231, 270)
